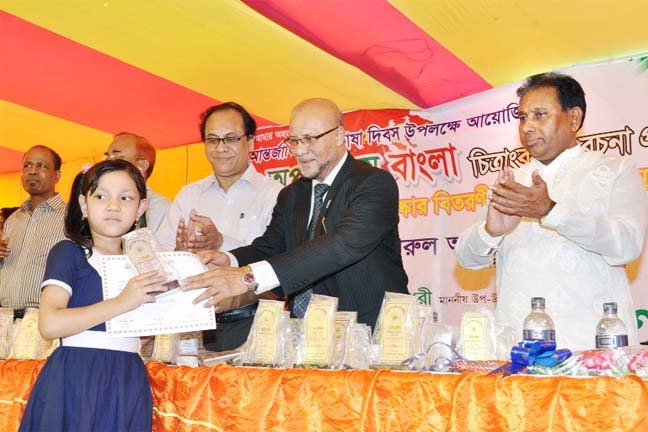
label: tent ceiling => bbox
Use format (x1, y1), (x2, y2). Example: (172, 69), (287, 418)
(1, 0), (646, 174)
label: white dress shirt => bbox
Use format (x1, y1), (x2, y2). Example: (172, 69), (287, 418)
(156, 164), (283, 251)
(145, 185), (171, 233)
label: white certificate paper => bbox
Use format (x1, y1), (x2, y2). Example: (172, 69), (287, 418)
(100, 252), (216, 336)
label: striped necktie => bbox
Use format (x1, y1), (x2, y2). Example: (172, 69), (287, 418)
(293, 183), (330, 317)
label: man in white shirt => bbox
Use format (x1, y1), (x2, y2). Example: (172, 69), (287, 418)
(104, 132), (170, 232)
(455, 72), (648, 351)
(157, 102), (283, 351)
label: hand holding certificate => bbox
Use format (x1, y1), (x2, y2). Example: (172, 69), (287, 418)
(100, 251), (216, 336)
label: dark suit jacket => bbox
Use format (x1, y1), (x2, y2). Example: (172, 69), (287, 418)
(231, 153), (409, 328)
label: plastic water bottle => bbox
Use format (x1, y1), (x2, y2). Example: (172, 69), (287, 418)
(522, 297), (555, 342)
(595, 302), (628, 348)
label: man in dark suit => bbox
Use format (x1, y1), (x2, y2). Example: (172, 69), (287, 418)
(184, 98), (409, 329)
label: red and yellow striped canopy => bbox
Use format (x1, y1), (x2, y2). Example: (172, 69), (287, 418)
(1, 0), (646, 180)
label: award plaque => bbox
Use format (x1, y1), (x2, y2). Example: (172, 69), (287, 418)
(151, 333), (176, 363)
(460, 311), (491, 360)
(122, 228), (180, 296)
(373, 292), (416, 367)
(302, 295), (338, 367)
(243, 300), (286, 366)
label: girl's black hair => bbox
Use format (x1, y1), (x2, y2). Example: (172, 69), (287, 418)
(65, 159), (147, 256)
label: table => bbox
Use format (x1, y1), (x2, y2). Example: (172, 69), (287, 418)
(1, 360), (647, 431)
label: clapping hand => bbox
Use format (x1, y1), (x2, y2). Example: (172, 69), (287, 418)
(174, 210), (224, 252)
(486, 168), (554, 236)
(485, 168), (523, 236)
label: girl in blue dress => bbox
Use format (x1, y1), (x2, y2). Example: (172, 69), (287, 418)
(20, 159), (166, 431)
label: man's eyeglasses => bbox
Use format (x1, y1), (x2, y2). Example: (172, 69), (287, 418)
(204, 134), (246, 146)
(284, 125), (340, 150)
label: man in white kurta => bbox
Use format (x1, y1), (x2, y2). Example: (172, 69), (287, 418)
(456, 73), (648, 351)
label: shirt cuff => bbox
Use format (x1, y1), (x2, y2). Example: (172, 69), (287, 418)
(223, 251), (238, 267)
(220, 234), (242, 252)
(539, 202), (563, 228)
(249, 261), (280, 294)
(478, 222), (503, 250)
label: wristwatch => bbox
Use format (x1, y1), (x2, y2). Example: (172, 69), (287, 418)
(242, 267), (259, 293)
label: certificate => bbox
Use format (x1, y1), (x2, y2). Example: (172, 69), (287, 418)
(100, 252), (216, 336)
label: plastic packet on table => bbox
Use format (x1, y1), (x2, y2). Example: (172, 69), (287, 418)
(455, 305), (497, 361)
(495, 323), (517, 361)
(8, 308), (53, 359)
(287, 317), (303, 367)
(172, 331), (203, 367)
(330, 311), (357, 369)
(150, 334), (177, 363)
(139, 335), (155, 361)
(200, 348), (241, 367)
(350, 323), (374, 369)
(240, 299), (292, 368)
(421, 319), (457, 370)
(371, 292), (418, 369)
(0, 308), (13, 359)
(527, 346), (648, 378)
(414, 304), (436, 355)
(297, 294), (338, 369)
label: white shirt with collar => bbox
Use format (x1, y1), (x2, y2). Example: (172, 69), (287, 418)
(145, 184), (171, 233)
(155, 163), (283, 251)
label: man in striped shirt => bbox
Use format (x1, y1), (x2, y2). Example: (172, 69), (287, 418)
(0, 145), (66, 319)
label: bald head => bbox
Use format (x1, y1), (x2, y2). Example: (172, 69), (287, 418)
(291, 98), (344, 127)
(289, 98), (346, 181)
(105, 132), (156, 179)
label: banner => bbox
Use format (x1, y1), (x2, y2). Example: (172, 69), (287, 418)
(251, 54), (648, 342)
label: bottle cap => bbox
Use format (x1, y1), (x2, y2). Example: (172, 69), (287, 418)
(531, 297), (545, 309)
(603, 302), (618, 314)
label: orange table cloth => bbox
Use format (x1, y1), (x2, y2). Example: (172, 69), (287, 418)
(2, 359), (647, 431)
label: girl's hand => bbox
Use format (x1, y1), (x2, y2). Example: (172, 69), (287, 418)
(116, 270), (166, 312)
